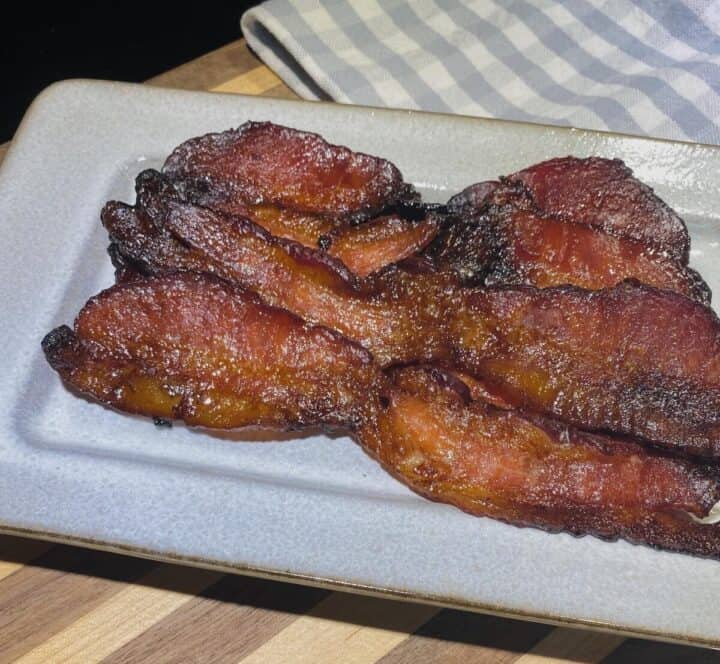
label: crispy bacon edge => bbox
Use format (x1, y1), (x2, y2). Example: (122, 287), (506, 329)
(510, 156), (691, 262)
(162, 121), (419, 222)
(431, 175), (706, 299)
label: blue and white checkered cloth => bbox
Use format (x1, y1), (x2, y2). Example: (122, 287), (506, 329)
(241, 0), (720, 143)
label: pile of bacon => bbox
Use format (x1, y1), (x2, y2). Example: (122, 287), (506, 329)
(43, 122), (720, 559)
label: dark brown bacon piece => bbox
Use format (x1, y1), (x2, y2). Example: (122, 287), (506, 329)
(508, 156), (690, 262)
(43, 273), (380, 429)
(106, 169), (432, 278)
(162, 122), (424, 262)
(321, 214), (439, 278)
(103, 184), (455, 367)
(432, 171), (706, 300)
(230, 204), (337, 248)
(165, 196), (437, 271)
(367, 367), (720, 559)
(477, 203), (709, 303)
(163, 121), (419, 223)
(42, 286), (720, 559)
(454, 281), (720, 457)
(106, 192), (720, 457)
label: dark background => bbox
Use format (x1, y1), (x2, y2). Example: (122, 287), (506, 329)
(1, 2), (261, 143)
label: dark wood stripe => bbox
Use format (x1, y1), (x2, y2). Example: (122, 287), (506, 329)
(0, 545), (153, 663)
(376, 609), (552, 664)
(603, 637), (718, 663)
(102, 574), (329, 663)
(0, 535), (52, 569)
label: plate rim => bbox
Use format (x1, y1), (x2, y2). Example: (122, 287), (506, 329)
(5, 77), (720, 176)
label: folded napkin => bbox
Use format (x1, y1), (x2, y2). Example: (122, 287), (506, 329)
(242, 0), (720, 143)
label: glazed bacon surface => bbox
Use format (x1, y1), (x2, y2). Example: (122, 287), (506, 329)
(163, 121), (417, 217)
(162, 121), (419, 244)
(477, 204), (709, 302)
(149, 127), (704, 299)
(508, 156), (691, 262)
(103, 176), (455, 366)
(104, 184), (720, 458)
(454, 281), (720, 458)
(322, 213), (440, 278)
(43, 273), (380, 429)
(433, 175), (707, 300)
(368, 366), (720, 559)
(107, 168), (436, 279)
(42, 274), (720, 559)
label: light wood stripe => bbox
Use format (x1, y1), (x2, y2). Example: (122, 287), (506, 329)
(149, 40), (265, 93)
(263, 82), (302, 100)
(514, 628), (625, 663)
(0, 546), (154, 663)
(15, 565), (222, 664)
(211, 66), (283, 95)
(239, 593), (437, 664)
(103, 576), (329, 663)
(0, 537), (52, 580)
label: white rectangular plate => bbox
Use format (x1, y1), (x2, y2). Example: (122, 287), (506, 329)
(2, 80), (720, 648)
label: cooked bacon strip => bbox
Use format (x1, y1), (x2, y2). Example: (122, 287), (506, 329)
(42, 282), (720, 559)
(508, 156), (690, 262)
(162, 122), (425, 259)
(163, 121), (418, 222)
(367, 366), (720, 559)
(43, 273), (380, 428)
(102, 171), (209, 277)
(433, 175), (706, 300)
(160, 201), (458, 367)
(454, 281), (720, 457)
(477, 203), (709, 303)
(166, 196), (437, 269)
(322, 214), (439, 278)
(103, 201), (202, 275)
(106, 169), (433, 278)
(103, 185), (453, 366)
(105, 193), (720, 457)
(231, 204), (337, 247)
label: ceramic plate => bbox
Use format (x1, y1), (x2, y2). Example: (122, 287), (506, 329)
(2, 80), (719, 648)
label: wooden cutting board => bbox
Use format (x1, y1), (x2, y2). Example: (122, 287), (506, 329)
(0, 39), (712, 664)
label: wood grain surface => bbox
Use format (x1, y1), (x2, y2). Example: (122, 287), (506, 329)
(0, 38), (716, 663)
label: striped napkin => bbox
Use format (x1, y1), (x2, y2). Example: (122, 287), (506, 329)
(241, 0), (720, 144)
